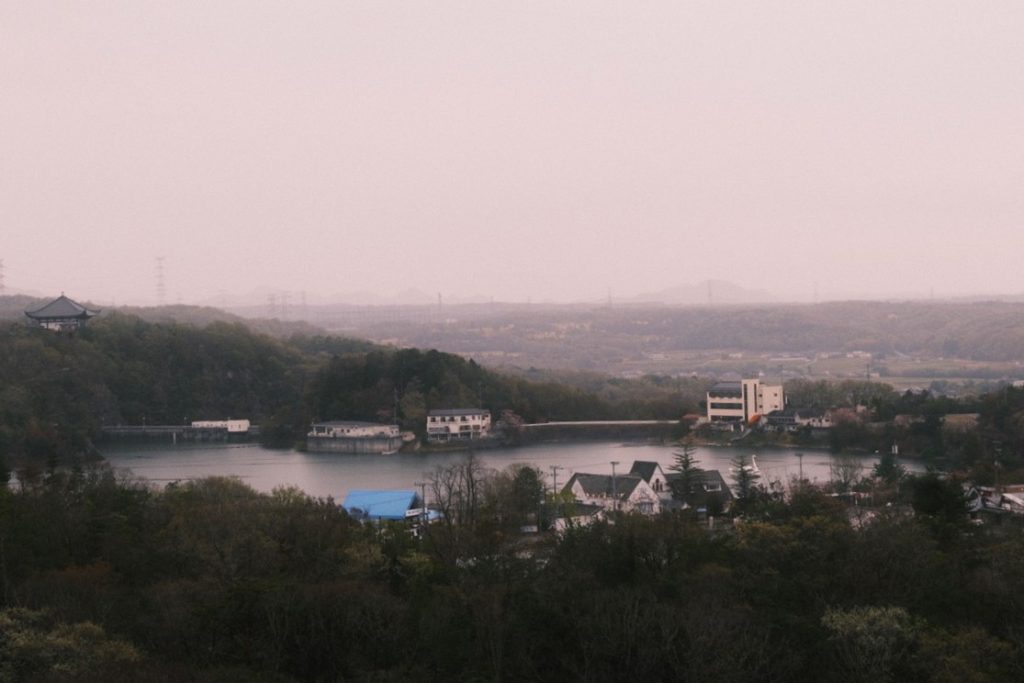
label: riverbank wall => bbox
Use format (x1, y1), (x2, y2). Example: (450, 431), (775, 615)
(99, 425), (260, 444)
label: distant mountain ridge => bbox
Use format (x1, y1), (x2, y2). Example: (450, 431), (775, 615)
(625, 279), (776, 305)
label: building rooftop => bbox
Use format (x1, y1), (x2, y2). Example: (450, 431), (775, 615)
(24, 294), (100, 321)
(312, 420), (395, 429)
(629, 461), (663, 483)
(428, 408), (489, 417)
(341, 490), (418, 521)
(564, 473), (643, 499)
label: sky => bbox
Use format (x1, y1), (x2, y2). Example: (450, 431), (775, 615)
(2, 1), (1023, 306)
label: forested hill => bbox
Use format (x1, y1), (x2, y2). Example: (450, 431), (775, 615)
(0, 295), (323, 339)
(0, 313), (685, 464)
(353, 299), (1024, 363)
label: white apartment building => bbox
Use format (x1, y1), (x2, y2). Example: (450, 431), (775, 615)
(706, 378), (785, 424)
(427, 408), (491, 442)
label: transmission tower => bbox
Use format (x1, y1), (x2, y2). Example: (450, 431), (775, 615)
(280, 291), (290, 320)
(155, 257), (166, 306)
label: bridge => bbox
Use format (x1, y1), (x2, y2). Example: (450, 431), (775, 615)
(518, 420), (679, 442)
(100, 425), (260, 443)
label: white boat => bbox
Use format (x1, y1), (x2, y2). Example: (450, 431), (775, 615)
(730, 454), (761, 477)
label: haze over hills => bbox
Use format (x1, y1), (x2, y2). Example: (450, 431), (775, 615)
(200, 280), (779, 310)
(624, 280), (776, 305)
(9, 291), (1024, 390)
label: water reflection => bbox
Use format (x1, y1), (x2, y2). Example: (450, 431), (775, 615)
(101, 441), (925, 500)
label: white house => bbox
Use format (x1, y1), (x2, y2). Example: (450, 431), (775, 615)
(706, 378), (785, 424)
(310, 421), (400, 439)
(191, 419), (251, 433)
(629, 461), (670, 498)
(562, 473), (661, 515)
(427, 408), (491, 443)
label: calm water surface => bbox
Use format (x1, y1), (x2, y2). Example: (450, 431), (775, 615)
(101, 441), (924, 500)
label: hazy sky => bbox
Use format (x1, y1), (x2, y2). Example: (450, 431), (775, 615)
(3, 2), (1023, 305)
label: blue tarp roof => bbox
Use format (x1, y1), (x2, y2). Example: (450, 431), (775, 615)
(342, 489), (418, 521)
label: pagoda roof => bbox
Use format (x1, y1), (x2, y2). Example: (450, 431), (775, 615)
(24, 294), (100, 320)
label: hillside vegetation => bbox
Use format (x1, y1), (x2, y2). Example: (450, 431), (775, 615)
(0, 313), (689, 465)
(347, 300), (1024, 370)
(1, 465), (1023, 681)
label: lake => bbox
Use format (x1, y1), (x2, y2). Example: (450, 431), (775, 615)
(100, 441), (923, 500)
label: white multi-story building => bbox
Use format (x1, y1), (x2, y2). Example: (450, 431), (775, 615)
(706, 378), (785, 424)
(426, 409), (491, 442)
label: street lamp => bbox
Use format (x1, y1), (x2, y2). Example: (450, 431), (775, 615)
(611, 461), (620, 512)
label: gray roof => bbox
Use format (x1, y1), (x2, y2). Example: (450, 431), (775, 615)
(629, 461), (663, 483)
(428, 408), (488, 417)
(312, 420), (395, 428)
(665, 469), (734, 500)
(563, 473), (643, 499)
(24, 295), (100, 320)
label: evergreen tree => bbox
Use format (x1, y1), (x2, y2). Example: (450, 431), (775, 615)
(730, 453), (760, 514)
(668, 444), (702, 505)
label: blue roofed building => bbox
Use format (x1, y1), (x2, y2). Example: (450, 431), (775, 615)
(341, 489), (421, 521)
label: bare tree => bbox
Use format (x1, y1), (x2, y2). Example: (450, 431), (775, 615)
(830, 452), (864, 494)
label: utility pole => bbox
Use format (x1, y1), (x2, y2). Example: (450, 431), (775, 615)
(415, 481), (428, 521)
(796, 452), (804, 483)
(0, 258), (5, 296)
(550, 465), (563, 497)
(611, 461), (620, 512)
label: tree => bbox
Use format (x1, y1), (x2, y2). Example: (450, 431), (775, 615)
(831, 453), (864, 493)
(822, 605), (917, 683)
(872, 451), (906, 485)
(668, 444), (702, 506)
(483, 464), (545, 532)
(910, 474), (968, 539)
(730, 454), (760, 514)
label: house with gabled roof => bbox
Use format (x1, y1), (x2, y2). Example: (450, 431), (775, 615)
(664, 469), (734, 514)
(562, 472), (661, 515)
(24, 294), (100, 331)
(629, 461), (669, 495)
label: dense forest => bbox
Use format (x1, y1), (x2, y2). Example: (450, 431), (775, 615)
(1, 462), (1023, 681)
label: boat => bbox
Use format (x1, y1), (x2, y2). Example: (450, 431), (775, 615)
(730, 454), (761, 477)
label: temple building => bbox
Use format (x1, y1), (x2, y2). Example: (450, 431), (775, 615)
(24, 294), (100, 331)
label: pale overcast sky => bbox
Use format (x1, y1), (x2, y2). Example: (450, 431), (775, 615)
(2, 2), (1023, 305)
